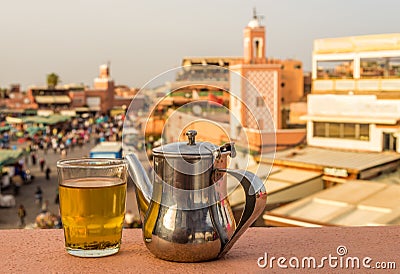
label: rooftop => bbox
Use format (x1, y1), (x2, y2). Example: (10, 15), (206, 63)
(265, 180), (400, 227)
(260, 146), (400, 174)
(314, 33), (400, 54)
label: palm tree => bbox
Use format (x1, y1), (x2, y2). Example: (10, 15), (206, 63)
(0, 87), (8, 98)
(47, 73), (60, 88)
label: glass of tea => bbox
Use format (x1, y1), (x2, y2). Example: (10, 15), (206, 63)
(57, 158), (127, 257)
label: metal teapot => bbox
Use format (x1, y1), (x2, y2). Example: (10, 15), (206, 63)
(125, 130), (267, 262)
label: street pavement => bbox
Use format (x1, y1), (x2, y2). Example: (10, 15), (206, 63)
(0, 140), (139, 229)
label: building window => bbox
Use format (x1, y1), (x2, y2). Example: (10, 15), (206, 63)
(316, 60), (354, 79)
(343, 123), (356, 139)
(253, 38), (263, 58)
(359, 124), (370, 141)
(313, 122), (326, 137)
(313, 122), (369, 141)
(360, 57), (400, 78)
(256, 96), (264, 107)
(328, 123), (340, 138)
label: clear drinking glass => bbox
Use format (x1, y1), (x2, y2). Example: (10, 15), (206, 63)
(57, 158), (127, 258)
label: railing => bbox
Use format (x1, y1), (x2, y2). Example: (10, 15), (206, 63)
(313, 78), (400, 92)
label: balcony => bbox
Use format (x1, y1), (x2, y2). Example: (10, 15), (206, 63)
(313, 78), (400, 95)
(0, 226), (398, 272)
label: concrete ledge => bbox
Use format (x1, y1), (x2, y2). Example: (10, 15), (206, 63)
(0, 227), (399, 273)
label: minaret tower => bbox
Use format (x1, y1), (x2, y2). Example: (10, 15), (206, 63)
(230, 8), (280, 140)
(243, 8), (266, 64)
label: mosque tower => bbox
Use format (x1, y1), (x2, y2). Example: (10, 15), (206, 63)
(229, 9), (281, 142)
(243, 8), (267, 64)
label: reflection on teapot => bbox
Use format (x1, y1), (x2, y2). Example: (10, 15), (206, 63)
(126, 130), (267, 262)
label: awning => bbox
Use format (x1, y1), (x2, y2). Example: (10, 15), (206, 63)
(5, 117), (23, 124)
(1, 109), (24, 114)
(74, 107), (90, 112)
(23, 115), (71, 125)
(35, 95), (71, 104)
(110, 108), (126, 116)
(0, 149), (24, 167)
(26, 126), (46, 136)
(37, 110), (54, 117)
(89, 106), (100, 111)
(0, 125), (11, 132)
(24, 109), (38, 115)
(60, 110), (77, 117)
(300, 114), (400, 125)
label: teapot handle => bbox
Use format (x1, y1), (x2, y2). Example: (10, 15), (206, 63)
(216, 169), (267, 258)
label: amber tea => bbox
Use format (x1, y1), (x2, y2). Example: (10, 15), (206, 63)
(59, 175), (126, 257)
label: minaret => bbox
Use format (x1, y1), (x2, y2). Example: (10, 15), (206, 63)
(91, 63), (115, 114)
(94, 63), (114, 90)
(99, 63), (110, 79)
(230, 8), (280, 141)
(243, 8), (266, 64)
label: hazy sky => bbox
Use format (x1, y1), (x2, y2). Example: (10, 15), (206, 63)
(1, 0), (400, 90)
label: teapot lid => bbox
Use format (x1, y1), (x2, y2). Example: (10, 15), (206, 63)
(152, 130), (219, 158)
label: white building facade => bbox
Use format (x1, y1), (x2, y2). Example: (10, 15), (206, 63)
(303, 94), (400, 152)
(304, 33), (400, 152)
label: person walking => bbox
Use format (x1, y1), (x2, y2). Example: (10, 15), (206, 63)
(35, 186), (43, 205)
(31, 152), (37, 166)
(43, 141), (48, 155)
(54, 188), (59, 204)
(18, 204), (26, 227)
(45, 166), (51, 180)
(39, 157), (45, 172)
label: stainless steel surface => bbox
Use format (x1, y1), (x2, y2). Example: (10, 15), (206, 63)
(186, 129), (197, 145)
(125, 154), (152, 221)
(217, 169), (267, 258)
(153, 130), (218, 157)
(126, 130), (267, 262)
(152, 141), (218, 157)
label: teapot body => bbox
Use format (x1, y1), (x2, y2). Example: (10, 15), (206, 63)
(126, 130), (267, 262)
(142, 152), (235, 262)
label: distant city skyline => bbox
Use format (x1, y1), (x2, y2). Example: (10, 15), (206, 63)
(1, 0), (400, 90)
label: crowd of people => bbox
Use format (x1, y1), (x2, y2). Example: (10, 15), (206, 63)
(22, 114), (125, 159)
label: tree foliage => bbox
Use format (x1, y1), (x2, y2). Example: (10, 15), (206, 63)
(47, 73), (60, 88)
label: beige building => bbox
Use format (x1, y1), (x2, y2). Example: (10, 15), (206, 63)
(28, 86), (72, 112)
(303, 33), (400, 152)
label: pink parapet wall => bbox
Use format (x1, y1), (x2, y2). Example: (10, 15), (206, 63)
(0, 227), (398, 273)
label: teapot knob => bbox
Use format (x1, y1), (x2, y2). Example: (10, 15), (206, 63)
(186, 130), (197, 145)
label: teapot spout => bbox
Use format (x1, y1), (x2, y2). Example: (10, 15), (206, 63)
(125, 153), (153, 220)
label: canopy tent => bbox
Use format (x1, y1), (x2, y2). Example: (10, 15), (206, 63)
(0, 126), (11, 133)
(6, 114), (71, 126)
(22, 114), (71, 125)
(25, 126), (46, 136)
(0, 149), (24, 168)
(5, 117), (23, 124)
